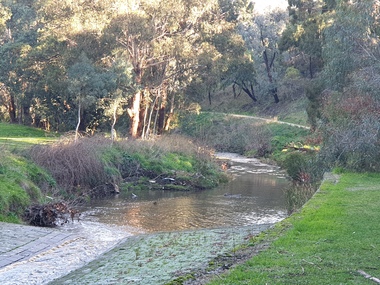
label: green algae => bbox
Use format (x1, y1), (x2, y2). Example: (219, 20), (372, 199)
(49, 225), (272, 285)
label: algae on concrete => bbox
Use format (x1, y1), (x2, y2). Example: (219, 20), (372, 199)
(49, 225), (272, 285)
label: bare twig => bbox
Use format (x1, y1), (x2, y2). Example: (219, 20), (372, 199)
(301, 259), (321, 269)
(358, 270), (380, 284)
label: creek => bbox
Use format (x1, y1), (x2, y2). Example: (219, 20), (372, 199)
(79, 152), (289, 234)
(0, 153), (290, 285)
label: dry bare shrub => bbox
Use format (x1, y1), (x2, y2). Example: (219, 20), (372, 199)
(30, 134), (218, 198)
(30, 136), (110, 195)
(116, 134), (214, 161)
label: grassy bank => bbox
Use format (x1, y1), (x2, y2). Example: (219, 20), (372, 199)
(0, 123), (56, 223)
(206, 172), (380, 284)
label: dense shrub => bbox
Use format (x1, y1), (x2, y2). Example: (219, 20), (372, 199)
(318, 91), (380, 171)
(282, 152), (323, 183)
(305, 80), (324, 130)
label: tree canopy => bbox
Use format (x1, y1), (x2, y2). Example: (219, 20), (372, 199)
(0, 0), (261, 137)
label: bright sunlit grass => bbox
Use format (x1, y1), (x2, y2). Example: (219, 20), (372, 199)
(0, 123), (57, 150)
(207, 172), (380, 284)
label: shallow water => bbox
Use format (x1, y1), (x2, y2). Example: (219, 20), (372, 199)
(79, 153), (289, 233)
(47, 153), (289, 285)
(0, 154), (289, 285)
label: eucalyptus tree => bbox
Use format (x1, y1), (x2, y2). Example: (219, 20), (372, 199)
(278, 0), (333, 78)
(322, 0), (380, 92)
(103, 0), (252, 138)
(100, 58), (134, 142)
(316, 0), (380, 171)
(244, 9), (288, 103)
(67, 53), (117, 140)
(0, 3), (11, 36)
(30, 0), (129, 131)
(0, 0), (40, 123)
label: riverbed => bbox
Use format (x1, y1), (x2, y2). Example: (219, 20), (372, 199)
(0, 153), (289, 285)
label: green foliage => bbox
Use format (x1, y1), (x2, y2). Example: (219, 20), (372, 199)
(267, 123), (309, 155)
(284, 67), (301, 79)
(279, 0), (330, 78)
(161, 153), (196, 173)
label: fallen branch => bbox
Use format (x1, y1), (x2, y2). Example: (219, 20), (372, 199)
(24, 202), (79, 227)
(358, 270), (380, 284)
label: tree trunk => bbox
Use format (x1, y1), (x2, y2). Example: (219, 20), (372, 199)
(164, 94), (175, 131)
(153, 103), (159, 135)
(309, 56), (313, 79)
(141, 97), (149, 139)
(8, 94), (16, 123)
(145, 94), (159, 138)
(271, 87), (280, 103)
(157, 88), (167, 135)
(240, 81), (257, 102)
(111, 103), (118, 143)
(263, 50), (279, 103)
(128, 90), (142, 138)
(75, 102), (81, 142)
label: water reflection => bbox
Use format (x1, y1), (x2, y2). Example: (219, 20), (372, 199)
(81, 153), (289, 233)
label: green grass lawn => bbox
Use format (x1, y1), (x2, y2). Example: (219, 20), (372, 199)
(0, 122), (56, 150)
(207, 172), (380, 284)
